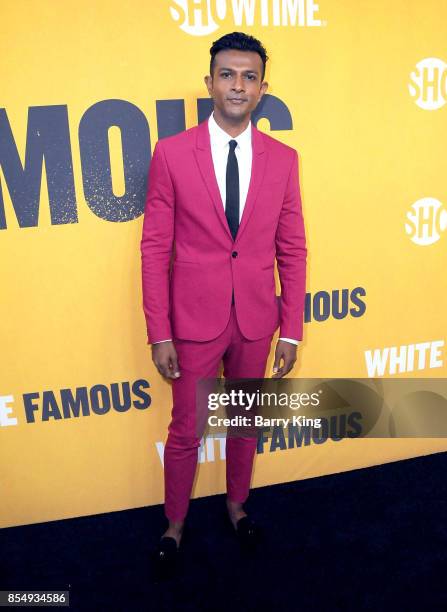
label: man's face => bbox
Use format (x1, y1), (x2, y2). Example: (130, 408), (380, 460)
(204, 49), (268, 121)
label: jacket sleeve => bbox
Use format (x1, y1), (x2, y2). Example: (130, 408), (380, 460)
(275, 149), (307, 341)
(140, 140), (175, 344)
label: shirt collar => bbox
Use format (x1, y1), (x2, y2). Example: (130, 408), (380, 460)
(208, 110), (252, 151)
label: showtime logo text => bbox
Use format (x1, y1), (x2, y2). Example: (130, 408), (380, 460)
(169, 0), (325, 36)
(405, 198), (447, 246)
(408, 57), (447, 110)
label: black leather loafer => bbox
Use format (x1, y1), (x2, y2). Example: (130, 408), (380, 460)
(235, 516), (260, 548)
(154, 536), (179, 579)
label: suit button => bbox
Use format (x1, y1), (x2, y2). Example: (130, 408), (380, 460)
(232, 251), (238, 258)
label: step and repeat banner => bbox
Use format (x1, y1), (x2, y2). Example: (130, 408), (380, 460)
(1, 0), (446, 528)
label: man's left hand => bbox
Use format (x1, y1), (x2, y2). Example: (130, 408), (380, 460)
(272, 340), (297, 378)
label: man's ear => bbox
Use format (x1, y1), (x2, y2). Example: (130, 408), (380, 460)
(204, 75), (212, 96)
(258, 81), (268, 102)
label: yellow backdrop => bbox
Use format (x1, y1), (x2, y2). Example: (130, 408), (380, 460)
(1, 0), (446, 528)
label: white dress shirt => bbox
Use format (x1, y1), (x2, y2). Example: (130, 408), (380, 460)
(153, 111), (298, 347)
(208, 110), (252, 222)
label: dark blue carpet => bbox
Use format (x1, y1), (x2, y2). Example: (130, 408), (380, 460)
(2, 452), (447, 611)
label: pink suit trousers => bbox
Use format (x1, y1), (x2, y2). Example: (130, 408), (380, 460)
(164, 304), (273, 522)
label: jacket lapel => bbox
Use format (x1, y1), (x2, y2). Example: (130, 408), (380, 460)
(235, 122), (266, 244)
(194, 118), (233, 241)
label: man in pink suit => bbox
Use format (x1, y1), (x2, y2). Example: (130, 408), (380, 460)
(140, 32), (307, 567)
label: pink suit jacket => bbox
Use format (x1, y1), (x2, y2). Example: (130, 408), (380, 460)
(140, 117), (307, 344)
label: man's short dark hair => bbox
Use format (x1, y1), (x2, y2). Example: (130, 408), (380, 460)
(209, 31), (268, 80)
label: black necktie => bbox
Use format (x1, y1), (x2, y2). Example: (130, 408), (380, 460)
(225, 139), (239, 241)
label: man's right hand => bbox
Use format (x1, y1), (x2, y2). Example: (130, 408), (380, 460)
(151, 341), (181, 380)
